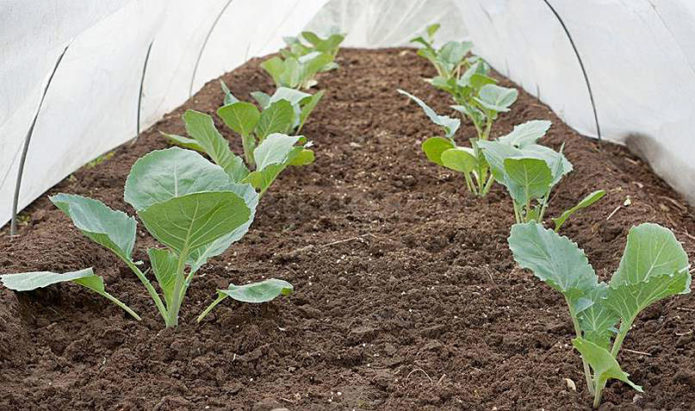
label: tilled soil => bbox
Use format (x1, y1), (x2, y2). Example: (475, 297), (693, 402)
(1, 48), (695, 410)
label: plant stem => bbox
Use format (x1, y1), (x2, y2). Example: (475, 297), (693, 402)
(481, 173), (495, 196)
(593, 380), (606, 408)
(197, 293), (226, 323)
(567, 298), (595, 396)
(101, 291), (142, 321)
(482, 119), (492, 141)
(538, 190), (552, 223)
(123, 258), (168, 323)
(611, 319), (633, 357)
(464, 173), (475, 194)
(166, 249), (189, 328)
(241, 134), (255, 168)
(512, 201), (522, 224)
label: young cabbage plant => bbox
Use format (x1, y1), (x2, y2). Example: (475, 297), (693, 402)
(0, 268), (140, 320)
(262, 31), (341, 91)
(40, 148), (269, 328)
(410, 25), (517, 142)
(509, 222), (691, 408)
(478, 120), (605, 225)
(164, 109), (314, 197)
(282, 28), (345, 70)
(410, 23), (473, 81)
(397, 89), (499, 196)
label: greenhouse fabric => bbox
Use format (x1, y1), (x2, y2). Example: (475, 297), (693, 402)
(453, 0), (695, 206)
(2, 0), (695, 228)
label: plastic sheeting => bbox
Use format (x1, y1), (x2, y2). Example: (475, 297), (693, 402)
(2, 0), (695, 228)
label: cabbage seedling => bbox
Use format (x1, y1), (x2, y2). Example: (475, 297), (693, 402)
(261, 53), (332, 90)
(58, 148), (256, 327)
(410, 23), (473, 81)
(478, 120), (604, 226)
(509, 222), (691, 407)
(397, 89), (516, 196)
(262, 28), (345, 89)
(282, 28), (345, 70)
(37, 147), (290, 328)
(410, 25), (516, 142)
(164, 109), (313, 196)
(0, 268), (140, 320)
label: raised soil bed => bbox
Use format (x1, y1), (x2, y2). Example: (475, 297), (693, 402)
(1, 48), (695, 409)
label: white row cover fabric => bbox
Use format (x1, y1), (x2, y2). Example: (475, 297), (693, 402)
(305, 0), (467, 48)
(2, 0), (695, 228)
(455, 0), (695, 205)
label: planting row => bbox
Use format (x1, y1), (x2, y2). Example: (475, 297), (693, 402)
(403, 24), (692, 408)
(0, 29), (346, 327)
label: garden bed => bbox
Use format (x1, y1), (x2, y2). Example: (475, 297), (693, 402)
(1, 48), (694, 409)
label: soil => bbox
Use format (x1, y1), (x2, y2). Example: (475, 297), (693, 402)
(2, 48), (695, 410)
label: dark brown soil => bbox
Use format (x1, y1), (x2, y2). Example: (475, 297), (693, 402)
(2, 48), (695, 410)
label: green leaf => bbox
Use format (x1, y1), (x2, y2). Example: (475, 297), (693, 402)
(300, 51), (334, 82)
(256, 100), (294, 139)
(148, 248), (178, 309)
(220, 80), (238, 105)
(509, 222), (599, 314)
(553, 190), (606, 231)
(187, 183), (259, 271)
(477, 139), (521, 182)
(475, 84), (518, 113)
(578, 284), (619, 349)
(468, 73), (496, 90)
(301, 31), (321, 46)
(0, 268), (140, 320)
(572, 338), (643, 392)
(269, 87), (311, 106)
(197, 278), (293, 322)
(498, 120), (552, 148)
(124, 147), (237, 211)
(219, 278), (294, 303)
(607, 270), (691, 325)
(51, 194), (136, 261)
(504, 157), (553, 204)
(1, 268), (98, 291)
(161, 133), (205, 152)
(522, 144), (573, 186)
(438, 41), (470, 67)
(288, 148), (315, 166)
(260, 57), (287, 87)
(181, 110), (249, 182)
(250, 91), (271, 108)
(421, 137), (455, 166)
(427, 23), (440, 38)
(243, 134), (301, 193)
(298, 90), (324, 131)
(397, 89), (460, 138)
(138, 191), (250, 255)
(217, 102), (260, 138)
(441, 147), (477, 174)
(611, 223), (690, 288)
(254, 133), (301, 170)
